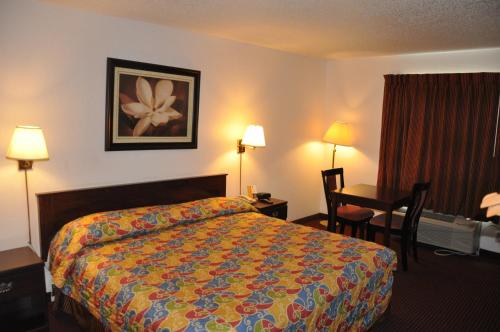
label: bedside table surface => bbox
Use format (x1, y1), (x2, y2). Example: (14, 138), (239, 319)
(0, 246), (43, 274)
(253, 198), (287, 209)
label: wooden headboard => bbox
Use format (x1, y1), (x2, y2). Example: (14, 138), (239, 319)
(37, 174), (227, 261)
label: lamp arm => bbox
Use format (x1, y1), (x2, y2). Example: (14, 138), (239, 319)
(237, 139), (246, 195)
(239, 153), (243, 195)
(23, 168), (32, 245)
(332, 144), (337, 168)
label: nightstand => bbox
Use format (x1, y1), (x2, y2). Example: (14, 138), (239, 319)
(0, 246), (48, 331)
(254, 198), (288, 220)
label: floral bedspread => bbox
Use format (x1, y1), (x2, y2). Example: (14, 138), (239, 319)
(49, 197), (396, 331)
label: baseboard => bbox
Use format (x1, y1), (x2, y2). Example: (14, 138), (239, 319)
(292, 213), (328, 224)
(416, 242), (500, 258)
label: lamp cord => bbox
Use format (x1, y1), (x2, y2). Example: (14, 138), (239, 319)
(24, 169), (32, 245)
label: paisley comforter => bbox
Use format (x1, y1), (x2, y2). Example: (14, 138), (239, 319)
(49, 197), (396, 331)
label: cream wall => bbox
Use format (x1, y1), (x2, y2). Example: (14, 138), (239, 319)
(0, 0), (327, 253)
(2, 1), (499, 254)
(321, 48), (500, 213)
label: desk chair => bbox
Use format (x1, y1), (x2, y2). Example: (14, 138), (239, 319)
(321, 168), (374, 238)
(367, 182), (431, 271)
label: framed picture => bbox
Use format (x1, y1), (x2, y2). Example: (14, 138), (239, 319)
(105, 58), (200, 150)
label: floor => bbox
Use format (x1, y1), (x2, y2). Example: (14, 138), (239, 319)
(49, 217), (500, 332)
(297, 217), (500, 332)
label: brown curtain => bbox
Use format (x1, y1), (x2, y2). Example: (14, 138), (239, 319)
(377, 73), (500, 218)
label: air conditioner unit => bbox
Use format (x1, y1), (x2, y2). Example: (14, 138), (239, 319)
(394, 210), (481, 254)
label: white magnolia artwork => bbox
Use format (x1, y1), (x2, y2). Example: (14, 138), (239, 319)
(121, 77), (183, 137)
(106, 58), (200, 151)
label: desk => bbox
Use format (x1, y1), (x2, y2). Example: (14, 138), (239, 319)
(330, 184), (411, 247)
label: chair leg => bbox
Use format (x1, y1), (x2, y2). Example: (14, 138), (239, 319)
(329, 216), (340, 233)
(351, 223), (358, 238)
(366, 225), (373, 241)
(401, 236), (408, 271)
(327, 213), (334, 232)
(359, 223), (365, 240)
(412, 235), (419, 262)
(369, 225), (378, 242)
(339, 221), (345, 235)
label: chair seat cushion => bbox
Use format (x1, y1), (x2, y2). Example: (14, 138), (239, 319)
(337, 205), (374, 222)
(369, 213), (404, 229)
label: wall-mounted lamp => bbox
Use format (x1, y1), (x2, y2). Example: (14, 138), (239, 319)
(6, 125), (49, 245)
(237, 125), (266, 194)
(322, 121), (353, 168)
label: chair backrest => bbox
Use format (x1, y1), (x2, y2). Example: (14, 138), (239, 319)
(402, 182), (431, 236)
(321, 168), (345, 215)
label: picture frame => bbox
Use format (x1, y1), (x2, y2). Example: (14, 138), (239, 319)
(105, 58), (200, 151)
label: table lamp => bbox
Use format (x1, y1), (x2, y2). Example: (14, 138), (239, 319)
(6, 125), (49, 245)
(323, 121), (353, 168)
(237, 125), (266, 195)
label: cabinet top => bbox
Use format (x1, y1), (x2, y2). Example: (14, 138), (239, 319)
(253, 197), (287, 209)
(0, 246), (43, 274)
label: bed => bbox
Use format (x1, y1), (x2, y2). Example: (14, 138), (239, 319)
(38, 174), (396, 331)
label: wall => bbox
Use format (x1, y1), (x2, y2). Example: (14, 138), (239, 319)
(324, 48), (500, 252)
(322, 48), (500, 213)
(2, 1), (499, 255)
(0, 0), (328, 253)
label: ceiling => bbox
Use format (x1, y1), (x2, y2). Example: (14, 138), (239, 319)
(45, 0), (500, 59)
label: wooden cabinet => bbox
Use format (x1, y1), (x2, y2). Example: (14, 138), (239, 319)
(254, 198), (288, 220)
(0, 247), (48, 331)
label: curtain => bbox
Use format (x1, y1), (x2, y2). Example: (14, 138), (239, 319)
(377, 73), (500, 218)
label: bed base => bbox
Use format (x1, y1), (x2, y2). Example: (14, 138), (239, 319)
(52, 287), (392, 332)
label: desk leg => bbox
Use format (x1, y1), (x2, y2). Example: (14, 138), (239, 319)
(328, 194), (337, 232)
(384, 209), (392, 247)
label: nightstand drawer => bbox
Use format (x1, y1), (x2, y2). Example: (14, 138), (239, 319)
(259, 204), (287, 220)
(0, 267), (44, 302)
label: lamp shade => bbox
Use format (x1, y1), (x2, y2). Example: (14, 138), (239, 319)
(323, 121), (353, 147)
(6, 125), (49, 161)
(481, 192), (500, 218)
(241, 125), (266, 147)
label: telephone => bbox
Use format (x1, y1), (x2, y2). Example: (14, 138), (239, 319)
(256, 192), (272, 203)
